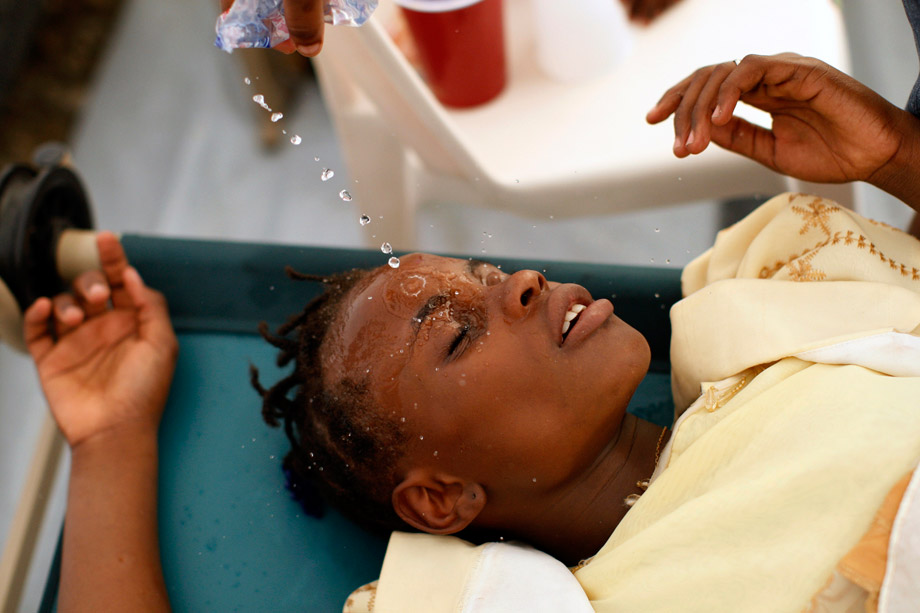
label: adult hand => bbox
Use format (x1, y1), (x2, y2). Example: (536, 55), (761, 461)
(220, 0), (325, 56)
(24, 232), (178, 449)
(620, 0), (682, 24)
(646, 53), (913, 185)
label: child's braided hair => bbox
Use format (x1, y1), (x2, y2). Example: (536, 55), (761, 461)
(251, 266), (408, 532)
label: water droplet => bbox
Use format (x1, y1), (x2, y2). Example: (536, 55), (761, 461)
(252, 94), (271, 111)
(359, 214), (370, 226)
(388, 256), (400, 268)
(244, 77), (251, 85)
(419, 435), (425, 441)
(400, 417), (406, 423)
(282, 129), (287, 134)
(532, 477), (537, 483)
(314, 156), (320, 162)
(321, 168), (334, 181)
(666, 258), (671, 264)
(654, 292), (661, 298)
(270, 112), (283, 122)
(290, 135), (302, 145)
(654, 227), (660, 233)
(339, 189), (352, 201)
(381, 242), (393, 254)
(433, 450), (439, 457)
(650, 258), (656, 263)
(514, 178), (520, 183)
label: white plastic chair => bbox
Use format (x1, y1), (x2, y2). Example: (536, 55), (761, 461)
(314, 0), (852, 249)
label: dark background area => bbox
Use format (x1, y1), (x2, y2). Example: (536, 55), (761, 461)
(0, 0), (124, 167)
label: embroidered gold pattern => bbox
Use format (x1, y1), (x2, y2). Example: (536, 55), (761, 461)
(786, 250), (827, 282)
(758, 240), (829, 279)
(791, 198), (840, 237)
(345, 582), (378, 612)
(758, 227), (919, 282)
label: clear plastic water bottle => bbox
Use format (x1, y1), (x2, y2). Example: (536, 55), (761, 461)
(215, 0), (378, 53)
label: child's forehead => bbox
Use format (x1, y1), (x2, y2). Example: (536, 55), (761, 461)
(376, 256), (478, 319)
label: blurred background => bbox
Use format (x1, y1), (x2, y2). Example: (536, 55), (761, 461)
(0, 0), (917, 609)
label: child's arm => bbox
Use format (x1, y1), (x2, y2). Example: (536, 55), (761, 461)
(646, 53), (920, 222)
(24, 232), (178, 612)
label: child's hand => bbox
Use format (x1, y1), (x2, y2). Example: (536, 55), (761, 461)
(220, 0), (325, 56)
(646, 53), (913, 185)
(24, 232), (178, 450)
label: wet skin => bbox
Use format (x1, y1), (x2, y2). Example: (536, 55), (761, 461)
(323, 253), (657, 560)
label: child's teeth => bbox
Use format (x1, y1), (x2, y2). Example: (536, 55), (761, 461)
(562, 320), (571, 335)
(564, 311), (578, 322)
(571, 304), (586, 313)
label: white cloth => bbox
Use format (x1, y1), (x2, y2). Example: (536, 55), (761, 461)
(373, 532), (593, 613)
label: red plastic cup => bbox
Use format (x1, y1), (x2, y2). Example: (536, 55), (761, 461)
(394, 0), (507, 108)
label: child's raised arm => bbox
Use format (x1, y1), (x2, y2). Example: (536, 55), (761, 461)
(25, 231), (177, 612)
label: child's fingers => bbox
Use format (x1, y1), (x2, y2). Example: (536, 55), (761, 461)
(52, 293), (84, 337)
(72, 269), (110, 318)
(123, 267), (177, 352)
(96, 231), (132, 309)
(24, 298), (54, 362)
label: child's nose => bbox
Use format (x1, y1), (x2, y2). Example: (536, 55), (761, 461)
(500, 270), (547, 319)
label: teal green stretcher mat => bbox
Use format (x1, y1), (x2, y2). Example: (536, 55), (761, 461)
(40, 236), (681, 612)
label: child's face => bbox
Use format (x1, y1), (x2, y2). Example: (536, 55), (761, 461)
(323, 253), (650, 497)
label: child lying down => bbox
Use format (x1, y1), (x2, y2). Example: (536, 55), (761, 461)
(27, 52), (920, 611)
(27, 192), (920, 612)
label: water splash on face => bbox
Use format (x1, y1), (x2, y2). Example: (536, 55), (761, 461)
(400, 274), (426, 297)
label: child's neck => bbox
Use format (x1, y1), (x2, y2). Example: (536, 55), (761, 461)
(510, 414), (666, 565)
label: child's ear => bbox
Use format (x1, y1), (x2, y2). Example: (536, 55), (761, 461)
(392, 469), (486, 534)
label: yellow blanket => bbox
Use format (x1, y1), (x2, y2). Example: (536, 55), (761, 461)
(576, 194), (920, 612)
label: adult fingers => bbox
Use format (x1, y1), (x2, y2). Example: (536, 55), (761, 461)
(24, 298), (54, 363)
(283, 0), (325, 56)
(709, 115), (778, 172)
(52, 293), (83, 338)
(684, 61), (737, 155)
(96, 231), (132, 309)
(646, 72), (697, 125)
(712, 54), (809, 122)
(671, 67), (715, 157)
(72, 269), (110, 318)
(123, 267), (177, 356)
